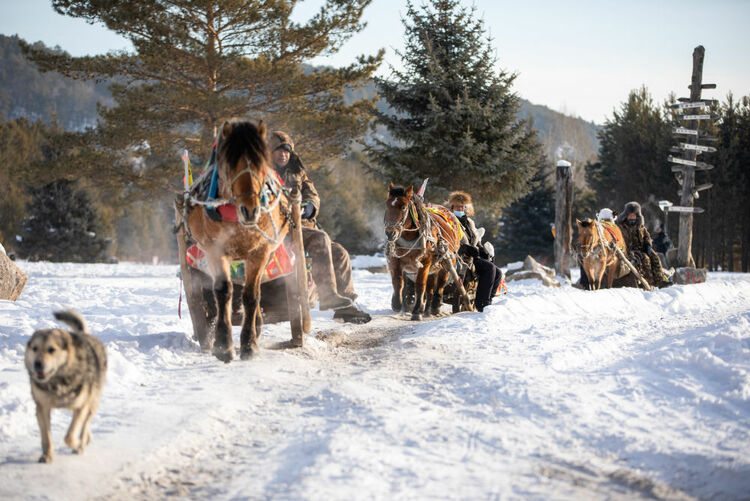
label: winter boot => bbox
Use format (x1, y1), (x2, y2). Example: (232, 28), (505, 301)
(333, 305), (372, 324)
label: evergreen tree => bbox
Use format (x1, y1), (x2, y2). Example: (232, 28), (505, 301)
(367, 0), (544, 210)
(21, 0), (383, 194)
(585, 86), (676, 222)
(494, 165), (555, 263)
(16, 179), (109, 262)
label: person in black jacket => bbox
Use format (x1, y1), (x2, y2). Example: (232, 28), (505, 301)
(446, 191), (503, 312)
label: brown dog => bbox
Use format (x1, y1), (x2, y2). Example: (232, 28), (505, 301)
(25, 310), (107, 463)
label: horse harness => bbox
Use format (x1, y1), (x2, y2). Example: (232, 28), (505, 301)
(386, 198), (460, 265)
(581, 220), (617, 264)
(182, 155), (294, 246)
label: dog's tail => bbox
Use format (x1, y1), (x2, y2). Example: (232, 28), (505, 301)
(53, 309), (88, 334)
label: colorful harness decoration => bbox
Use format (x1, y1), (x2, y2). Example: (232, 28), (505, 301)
(601, 221), (626, 251)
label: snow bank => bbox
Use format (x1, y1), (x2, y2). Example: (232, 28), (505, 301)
(0, 261), (748, 500)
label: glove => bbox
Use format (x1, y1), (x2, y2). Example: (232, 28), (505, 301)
(482, 241), (495, 259)
(301, 201), (315, 219)
(459, 243), (479, 259)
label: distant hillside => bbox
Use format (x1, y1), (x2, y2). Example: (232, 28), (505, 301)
(0, 35), (111, 130)
(348, 80), (599, 184)
(1, 34), (599, 176)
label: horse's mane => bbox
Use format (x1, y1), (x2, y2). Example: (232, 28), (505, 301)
(217, 121), (270, 175)
(388, 185), (427, 222)
(389, 186), (406, 198)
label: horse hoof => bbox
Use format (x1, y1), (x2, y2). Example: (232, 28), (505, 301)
(240, 344), (259, 360)
(213, 346), (234, 363)
(391, 298), (403, 312)
(290, 336), (304, 348)
(411, 313), (423, 321)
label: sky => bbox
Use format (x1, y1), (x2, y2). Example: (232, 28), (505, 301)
(1, 0), (748, 124)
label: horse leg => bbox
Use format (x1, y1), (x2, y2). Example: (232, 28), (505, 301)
(210, 255), (234, 363)
(412, 261), (431, 321)
(240, 263), (264, 360)
(605, 259), (617, 289)
(430, 269), (449, 316)
(389, 257), (404, 312)
(594, 260), (607, 290)
(423, 274), (436, 317)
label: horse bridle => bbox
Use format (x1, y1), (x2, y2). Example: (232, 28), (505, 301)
(384, 199), (413, 242)
(228, 156), (269, 205)
(581, 221), (614, 260)
(227, 155), (286, 244)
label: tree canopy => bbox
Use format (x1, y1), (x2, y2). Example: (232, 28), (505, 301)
(367, 0), (544, 209)
(21, 0), (383, 193)
(585, 86), (676, 221)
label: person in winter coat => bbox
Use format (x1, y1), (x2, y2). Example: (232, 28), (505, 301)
(446, 191), (503, 312)
(268, 131), (371, 323)
(615, 201), (670, 288)
(653, 225), (672, 254)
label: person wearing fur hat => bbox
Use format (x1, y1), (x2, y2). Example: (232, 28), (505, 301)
(616, 201), (670, 288)
(446, 191), (503, 312)
(269, 131), (371, 323)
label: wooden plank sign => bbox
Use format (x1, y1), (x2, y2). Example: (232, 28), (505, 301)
(668, 156), (714, 170)
(669, 99), (718, 109)
(667, 206), (705, 213)
(678, 113), (719, 121)
(695, 183), (713, 192)
(679, 143), (717, 153)
(689, 83), (716, 89)
(671, 164), (714, 173)
(674, 127), (698, 135)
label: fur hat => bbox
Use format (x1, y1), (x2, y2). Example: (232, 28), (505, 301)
(268, 130), (294, 153)
(446, 191), (474, 216)
(596, 208), (614, 222)
(616, 201), (644, 226)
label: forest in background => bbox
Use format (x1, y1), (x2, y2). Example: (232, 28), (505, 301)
(1, 17), (747, 271)
(0, 32), (599, 261)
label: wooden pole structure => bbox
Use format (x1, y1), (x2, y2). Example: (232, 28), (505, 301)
(677, 46), (704, 267)
(285, 187), (311, 346)
(554, 160), (573, 279)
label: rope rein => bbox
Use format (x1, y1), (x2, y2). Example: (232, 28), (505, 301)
(186, 155), (289, 245)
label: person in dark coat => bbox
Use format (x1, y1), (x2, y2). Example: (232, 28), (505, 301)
(616, 202), (670, 288)
(269, 131), (371, 323)
(447, 191), (503, 312)
(653, 225), (672, 254)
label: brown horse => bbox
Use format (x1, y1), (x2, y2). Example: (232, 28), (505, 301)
(576, 218), (626, 290)
(384, 184), (463, 320)
(177, 120), (290, 362)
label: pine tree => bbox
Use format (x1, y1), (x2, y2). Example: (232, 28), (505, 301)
(585, 86), (676, 222)
(21, 0), (383, 193)
(367, 0), (544, 209)
(494, 165), (555, 263)
(16, 179), (109, 262)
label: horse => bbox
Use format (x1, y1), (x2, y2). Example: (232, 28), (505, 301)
(176, 120), (291, 362)
(576, 218), (627, 290)
(384, 184), (463, 320)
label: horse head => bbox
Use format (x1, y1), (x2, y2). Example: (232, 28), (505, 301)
(216, 120), (271, 227)
(384, 183), (414, 241)
(576, 218), (598, 258)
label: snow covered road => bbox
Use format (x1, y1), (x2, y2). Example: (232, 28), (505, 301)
(1, 260), (749, 500)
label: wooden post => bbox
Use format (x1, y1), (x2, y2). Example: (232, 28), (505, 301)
(288, 187), (311, 340)
(554, 160), (573, 279)
(677, 46), (704, 267)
